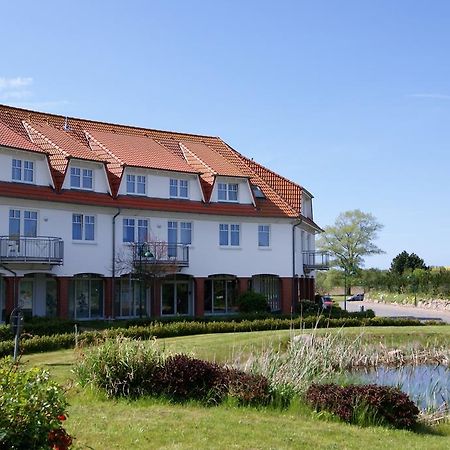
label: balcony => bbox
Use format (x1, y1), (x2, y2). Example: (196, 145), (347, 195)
(302, 250), (330, 272)
(0, 236), (64, 265)
(132, 241), (189, 270)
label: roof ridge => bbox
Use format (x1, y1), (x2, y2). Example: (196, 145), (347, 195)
(0, 103), (220, 140)
(23, 120), (71, 158)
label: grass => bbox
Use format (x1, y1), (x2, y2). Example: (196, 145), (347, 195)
(21, 325), (450, 449)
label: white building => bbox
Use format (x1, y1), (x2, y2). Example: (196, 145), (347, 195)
(0, 104), (327, 321)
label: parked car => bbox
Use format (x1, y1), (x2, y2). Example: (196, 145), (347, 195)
(347, 293), (364, 302)
(321, 295), (334, 310)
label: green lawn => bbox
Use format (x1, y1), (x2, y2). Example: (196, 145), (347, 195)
(22, 325), (450, 449)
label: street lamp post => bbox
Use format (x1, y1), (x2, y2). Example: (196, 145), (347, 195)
(137, 243), (154, 319)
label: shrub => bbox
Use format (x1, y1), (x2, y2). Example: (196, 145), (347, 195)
(305, 383), (419, 429)
(74, 337), (166, 398)
(0, 358), (72, 449)
(161, 354), (227, 403)
(226, 368), (271, 406)
(237, 291), (270, 313)
(296, 299), (320, 316)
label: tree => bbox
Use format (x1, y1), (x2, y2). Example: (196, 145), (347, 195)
(390, 251), (428, 275)
(317, 210), (384, 294)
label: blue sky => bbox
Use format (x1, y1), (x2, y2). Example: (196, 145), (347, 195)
(1, 0), (449, 269)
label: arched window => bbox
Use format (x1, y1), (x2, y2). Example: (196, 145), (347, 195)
(251, 274), (280, 312)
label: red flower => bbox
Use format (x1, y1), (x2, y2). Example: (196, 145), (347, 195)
(57, 414), (66, 421)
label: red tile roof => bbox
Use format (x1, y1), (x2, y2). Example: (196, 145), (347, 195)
(0, 103), (320, 224)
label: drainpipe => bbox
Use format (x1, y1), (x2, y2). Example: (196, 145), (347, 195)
(111, 208), (121, 319)
(292, 219), (303, 313)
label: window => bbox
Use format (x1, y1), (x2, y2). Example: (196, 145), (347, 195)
(123, 218), (148, 243)
(12, 158), (34, 183)
(251, 275), (280, 311)
(205, 276), (238, 314)
(9, 209), (38, 237)
(170, 179), (188, 198)
(219, 223), (240, 246)
(69, 276), (104, 319)
(72, 214), (95, 241)
(168, 221), (192, 258)
(70, 167), (93, 189)
(258, 225), (270, 247)
(126, 174), (146, 195)
(217, 183), (238, 202)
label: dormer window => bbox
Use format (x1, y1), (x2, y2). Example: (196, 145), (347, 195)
(70, 167), (93, 190)
(251, 184), (266, 199)
(218, 183), (238, 202)
(170, 178), (188, 198)
(12, 158), (34, 183)
(126, 174), (146, 195)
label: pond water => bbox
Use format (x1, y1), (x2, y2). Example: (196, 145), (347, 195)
(351, 365), (449, 411)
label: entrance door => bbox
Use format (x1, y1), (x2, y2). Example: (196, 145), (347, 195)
(161, 280), (191, 316)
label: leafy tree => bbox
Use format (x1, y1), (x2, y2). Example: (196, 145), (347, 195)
(390, 251), (428, 275)
(318, 210), (384, 294)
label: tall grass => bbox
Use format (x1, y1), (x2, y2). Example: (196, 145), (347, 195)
(232, 328), (450, 397)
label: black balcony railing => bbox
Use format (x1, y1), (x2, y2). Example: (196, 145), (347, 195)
(302, 250), (330, 272)
(132, 241), (189, 268)
(0, 236), (64, 265)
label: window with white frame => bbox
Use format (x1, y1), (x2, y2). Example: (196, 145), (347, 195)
(217, 183), (238, 202)
(258, 225), (270, 247)
(11, 158), (34, 183)
(70, 167), (93, 190)
(169, 178), (188, 198)
(8, 209), (38, 237)
(72, 214), (95, 241)
(168, 221), (192, 257)
(123, 218), (149, 243)
(219, 223), (240, 246)
(126, 174), (146, 195)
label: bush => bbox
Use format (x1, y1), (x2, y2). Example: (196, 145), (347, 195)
(75, 339), (271, 406)
(0, 358), (72, 449)
(296, 299), (321, 316)
(161, 354), (227, 403)
(305, 383), (419, 429)
(237, 291), (270, 313)
(227, 369), (271, 406)
(74, 337), (165, 398)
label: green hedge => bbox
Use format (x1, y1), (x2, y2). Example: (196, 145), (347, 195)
(1, 308), (376, 342)
(0, 316), (442, 358)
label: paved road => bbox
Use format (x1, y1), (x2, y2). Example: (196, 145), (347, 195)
(340, 301), (450, 324)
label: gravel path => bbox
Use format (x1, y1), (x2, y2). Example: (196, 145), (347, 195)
(340, 300), (450, 323)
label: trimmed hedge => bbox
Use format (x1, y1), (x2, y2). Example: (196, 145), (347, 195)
(1, 308), (377, 342)
(0, 316), (441, 358)
(305, 383), (420, 429)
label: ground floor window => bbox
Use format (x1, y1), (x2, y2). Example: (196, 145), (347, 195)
(205, 275), (238, 314)
(251, 274), (280, 311)
(69, 276), (103, 319)
(115, 276), (148, 317)
(45, 279), (57, 317)
(19, 279), (34, 315)
(161, 276), (192, 315)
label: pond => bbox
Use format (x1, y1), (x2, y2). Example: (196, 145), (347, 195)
(352, 364), (449, 411)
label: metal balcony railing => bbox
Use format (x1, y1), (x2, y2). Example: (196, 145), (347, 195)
(132, 241), (189, 268)
(302, 250), (330, 272)
(0, 236), (64, 265)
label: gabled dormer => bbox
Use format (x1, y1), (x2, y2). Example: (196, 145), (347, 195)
(62, 158), (110, 194)
(211, 176), (254, 205)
